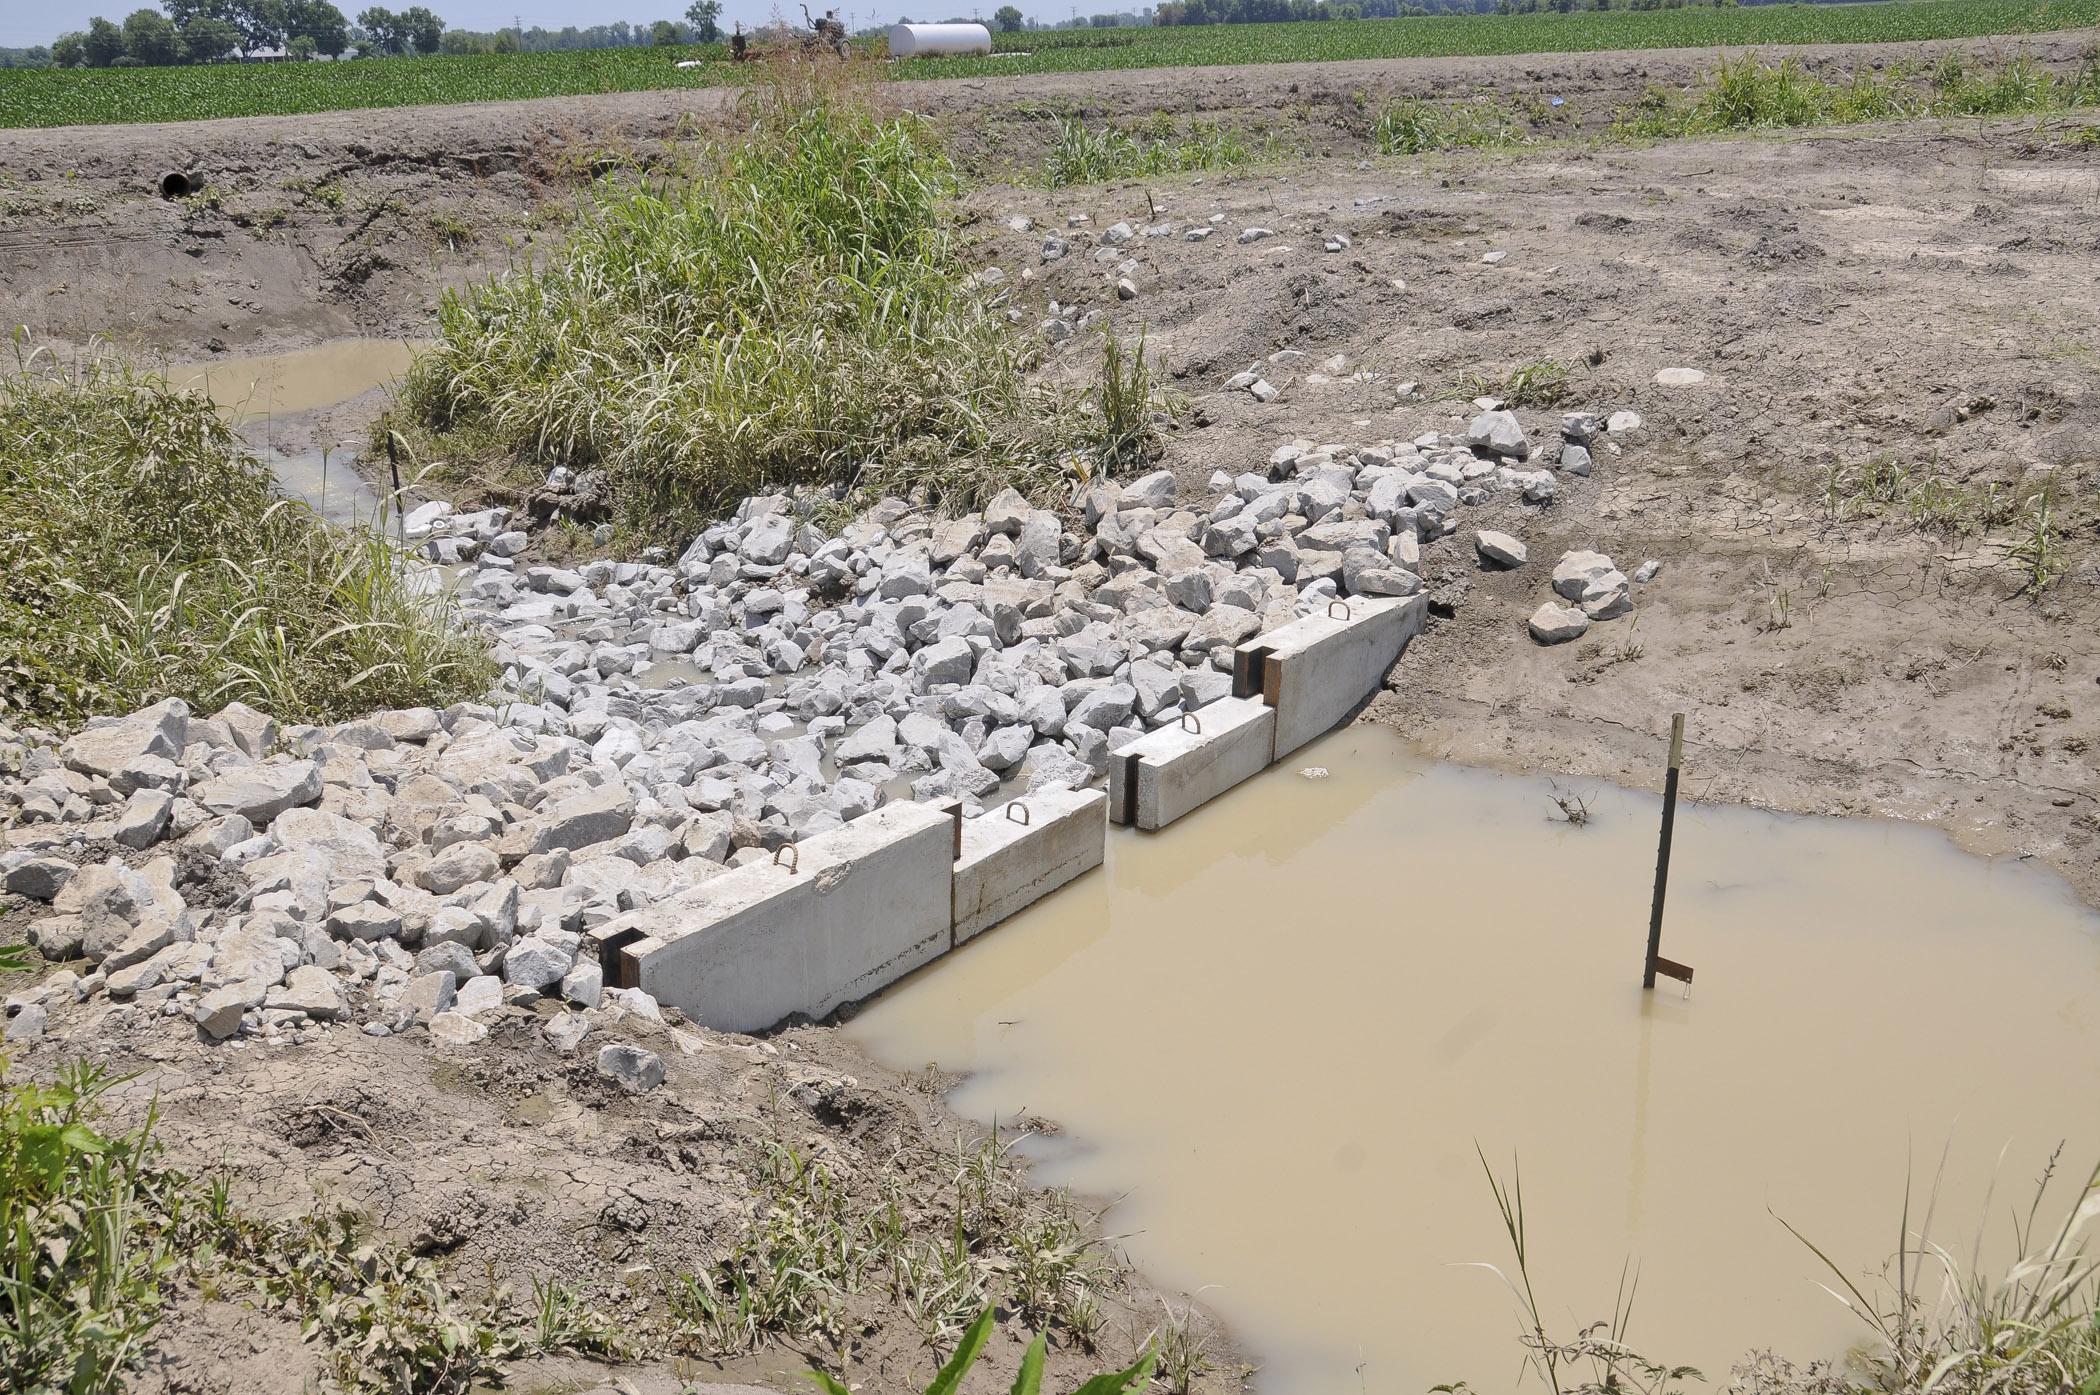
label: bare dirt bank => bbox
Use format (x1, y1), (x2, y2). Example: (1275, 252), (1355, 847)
(2, 29), (2094, 352)
(969, 113), (2100, 907)
(1181, 121), (2098, 901)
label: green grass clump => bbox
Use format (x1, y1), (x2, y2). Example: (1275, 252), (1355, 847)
(0, 1060), (181, 1393)
(399, 71), (1161, 537)
(1375, 97), (1529, 155)
(1045, 115), (1254, 186)
(1466, 358), (1574, 409)
(809, 1305), (1155, 1395)
(667, 1131), (1115, 1360)
(0, 354), (493, 728)
(0, 1051), (547, 1394)
(1617, 53), (2100, 139)
(1771, 1149), (2100, 1395)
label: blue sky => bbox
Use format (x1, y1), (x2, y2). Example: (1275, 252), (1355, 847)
(4, 0), (1079, 46)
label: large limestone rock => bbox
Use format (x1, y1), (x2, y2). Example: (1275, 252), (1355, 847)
(1466, 410), (1530, 460)
(60, 698), (188, 780)
(1528, 602), (1591, 645)
(193, 760), (322, 823)
(1474, 531), (1528, 569)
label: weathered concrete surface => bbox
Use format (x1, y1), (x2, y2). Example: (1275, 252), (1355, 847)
(953, 786), (1106, 944)
(1236, 596), (1428, 759)
(598, 803), (954, 1033)
(1109, 696), (1276, 831)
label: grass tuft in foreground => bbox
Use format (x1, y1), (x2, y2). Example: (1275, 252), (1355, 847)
(809, 1304), (1156, 1395)
(1771, 1147), (2100, 1395)
(0, 352), (493, 728)
(1448, 1145), (2100, 1395)
(0, 1052), (1161, 1393)
(1, 1058), (178, 1394)
(396, 66), (1164, 540)
(666, 1129), (1120, 1363)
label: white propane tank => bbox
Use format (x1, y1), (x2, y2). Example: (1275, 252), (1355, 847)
(888, 22), (993, 57)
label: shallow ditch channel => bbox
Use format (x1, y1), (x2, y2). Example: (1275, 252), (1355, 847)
(846, 723), (2100, 1390)
(152, 335), (2100, 1388)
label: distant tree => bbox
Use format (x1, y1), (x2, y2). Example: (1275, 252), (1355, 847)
(355, 6), (395, 51)
(650, 17), (680, 43)
(684, 0), (721, 40)
(286, 0), (350, 55)
(83, 16), (129, 65)
(51, 31), (88, 66)
(288, 31), (316, 55)
(994, 3), (1023, 27)
(491, 26), (518, 50)
(397, 5), (444, 53)
(228, 0), (288, 52)
(122, 7), (182, 64)
(181, 14), (242, 59)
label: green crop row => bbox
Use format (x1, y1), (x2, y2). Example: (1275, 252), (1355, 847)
(2, 0), (2097, 129)
(919, 0), (2100, 74)
(0, 43), (736, 128)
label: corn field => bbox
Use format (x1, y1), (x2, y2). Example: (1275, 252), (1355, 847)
(3, 0), (2096, 129)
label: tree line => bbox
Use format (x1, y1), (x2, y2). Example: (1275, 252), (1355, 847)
(1152, 0), (1754, 22)
(31, 0), (727, 65)
(39, 2), (455, 66)
(439, 3), (718, 54)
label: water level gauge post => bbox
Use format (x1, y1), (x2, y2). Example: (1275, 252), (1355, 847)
(1644, 711), (1695, 996)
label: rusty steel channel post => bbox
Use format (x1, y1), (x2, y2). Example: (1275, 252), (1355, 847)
(1643, 712), (1691, 992)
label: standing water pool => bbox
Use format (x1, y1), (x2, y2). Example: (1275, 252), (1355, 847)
(845, 724), (2100, 1390)
(165, 339), (427, 526)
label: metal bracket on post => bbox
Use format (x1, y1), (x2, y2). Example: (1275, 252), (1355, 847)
(1643, 713), (1695, 996)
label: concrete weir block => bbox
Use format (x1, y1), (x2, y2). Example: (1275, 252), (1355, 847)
(1233, 595), (1428, 759)
(595, 802), (954, 1034)
(1109, 695), (1276, 831)
(953, 786), (1106, 945)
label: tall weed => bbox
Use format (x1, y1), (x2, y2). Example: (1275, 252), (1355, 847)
(0, 1061), (178, 1394)
(400, 67), (1154, 540)
(1775, 1147), (2100, 1394)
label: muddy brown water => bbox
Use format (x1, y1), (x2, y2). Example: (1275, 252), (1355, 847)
(161, 338), (425, 527)
(165, 338), (422, 421)
(846, 725), (2100, 1391)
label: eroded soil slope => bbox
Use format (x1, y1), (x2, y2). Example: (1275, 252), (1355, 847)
(991, 115), (2100, 898)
